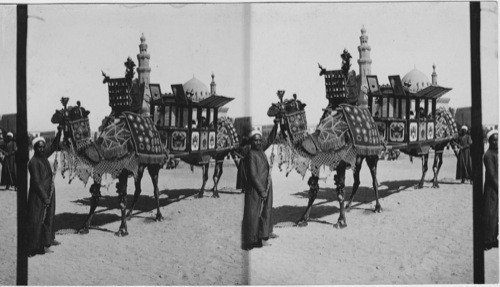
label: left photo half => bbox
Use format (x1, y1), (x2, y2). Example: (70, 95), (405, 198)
(9, 3), (252, 285)
(0, 5), (20, 286)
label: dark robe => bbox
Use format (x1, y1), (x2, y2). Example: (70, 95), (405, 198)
(27, 134), (60, 253)
(242, 148), (273, 245)
(236, 145), (250, 190)
(456, 134), (472, 180)
(483, 148), (498, 245)
(241, 126), (278, 246)
(1, 139), (17, 187)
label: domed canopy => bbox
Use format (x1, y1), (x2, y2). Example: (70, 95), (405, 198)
(183, 76), (210, 102)
(402, 68), (431, 93)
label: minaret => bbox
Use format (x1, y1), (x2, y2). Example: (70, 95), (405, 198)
(137, 33), (151, 86)
(137, 33), (151, 114)
(210, 73), (217, 95)
(431, 64), (437, 85)
(357, 25), (372, 107)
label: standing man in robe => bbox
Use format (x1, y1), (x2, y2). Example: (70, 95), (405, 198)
(483, 130), (498, 250)
(1, 132), (17, 190)
(27, 127), (62, 256)
(455, 126), (473, 183)
(241, 121), (279, 250)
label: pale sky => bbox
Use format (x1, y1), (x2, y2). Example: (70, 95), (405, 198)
(0, 2), (498, 132)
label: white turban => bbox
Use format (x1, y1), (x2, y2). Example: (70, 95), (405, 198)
(32, 136), (45, 147)
(6, 132), (13, 137)
(487, 130), (498, 141)
(249, 129), (262, 139)
(461, 125), (468, 131)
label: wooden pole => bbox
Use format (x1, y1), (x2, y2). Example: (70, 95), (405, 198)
(16, 4), (28, 285)
(470, 2), (484, 284)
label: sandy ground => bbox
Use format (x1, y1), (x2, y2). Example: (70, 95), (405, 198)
(250, 149), (499, 284)
(0, 148), (498, 285)
(26, 161), (247, 285)
(0, 180), (16, 286)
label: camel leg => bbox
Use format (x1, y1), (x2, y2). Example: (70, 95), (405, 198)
(346, 156), (364, 210)
(211, 160), (223, 198)
(78, 182), (101, 234)
(416, 154), (429, 189)
(296, 175), (319, 227)
(367, 155), (382, 212)
(334, 163), (347, 228)
(126, 165), (145, 219)
(148, 165), (164, 221)
(115, 171), (129, 237)
(195, 163), (209, 198)
(432, 150), (444, 188)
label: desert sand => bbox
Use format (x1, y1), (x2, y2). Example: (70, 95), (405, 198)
(0, 148), (498, 285)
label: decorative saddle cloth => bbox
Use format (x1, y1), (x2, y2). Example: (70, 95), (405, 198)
(122, 112), (166, 164)
(435, 107), (458, 141)
(69, 118), (92, 151)
(217, 117), (239, 149)
(339, 104), (383, 156)
(284, 110), (308, 142)
(300, 112), (348, 156)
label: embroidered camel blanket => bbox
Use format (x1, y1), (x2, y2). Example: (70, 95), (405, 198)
(123, 112), (166, 164)
(340, 104), (383, 156)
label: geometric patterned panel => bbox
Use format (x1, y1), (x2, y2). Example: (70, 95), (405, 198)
(409, 122), (418, 142)
(285, 110), (308, 139)
(171, 131), (187, 151)
(209, 132), (216, 149)
(419, 122), (427, 141)
(69, 117), (92, 150)
(191, 131), (200, 151)
(389, 122), (405, 142)
(200, 131), (208, 150)
(427, 122), (435, 140)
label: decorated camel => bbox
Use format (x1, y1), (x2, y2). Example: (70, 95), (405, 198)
(267, 90), (384, 228)
(51, 97), (167, 236)
(182, 117), (240, 199)
(403, 107), (458, 189)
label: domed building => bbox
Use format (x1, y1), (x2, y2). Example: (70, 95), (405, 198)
(402, 67), (432, 93)
(181, 73), (229, 117)
(183, 76), (211, 102)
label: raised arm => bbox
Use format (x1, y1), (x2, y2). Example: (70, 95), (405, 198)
(44, 126), (62, 158)
(262, 119), (279, 151)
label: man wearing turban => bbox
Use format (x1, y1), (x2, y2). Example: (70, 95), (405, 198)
(1, 132), (17, 190)
(483, 130), (498, 250)
(27, 126), (62, 256)
(241, 121), (279, 250)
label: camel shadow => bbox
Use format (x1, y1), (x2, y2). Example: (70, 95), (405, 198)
(273, 204), (340, 226)
(55, 212), (120, 233)
(56, 188), (199, 233)
(275, 179), (418, 226)
(73, 188), (198, 212)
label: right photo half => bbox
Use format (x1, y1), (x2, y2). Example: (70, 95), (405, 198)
(244, 2), (498, 284)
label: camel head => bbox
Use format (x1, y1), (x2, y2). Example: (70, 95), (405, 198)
(51, 97), (91, 149)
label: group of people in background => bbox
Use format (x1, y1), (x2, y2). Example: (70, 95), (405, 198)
(452, 125), (497, 250)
